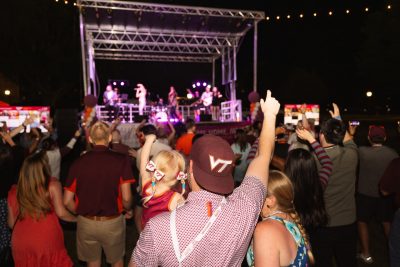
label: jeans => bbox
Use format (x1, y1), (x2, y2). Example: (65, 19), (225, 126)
(390, 209), (400, 267)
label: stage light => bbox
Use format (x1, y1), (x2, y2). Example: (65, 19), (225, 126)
(313, 12), (317, 17)
(187, 93), (193, 99)
(287, 15), (291, 19)
(196, 82), (200, 87)
(366, 91), (373, 97)
(202, 82), (207, 87)
(299, 14), (304, 18)
(4, 89), (11, 96)
(387, 5), (392, 9)
(346, 10), (350, 14)
(192, 84), (196, 88)
(120, 82), (125, 86)
(365, 7), (369, 12)
(328, 11), (333, 16)
(207, 84), (211, 88)
(113, 82), (117, 86)
(276, 16), (280, 20)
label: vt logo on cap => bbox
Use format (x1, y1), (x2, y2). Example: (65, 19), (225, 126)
(190, 134), (235, 195)
(209, 155), (232, 173)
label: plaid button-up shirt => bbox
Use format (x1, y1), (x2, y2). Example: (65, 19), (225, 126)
(132, 175), (266, 267)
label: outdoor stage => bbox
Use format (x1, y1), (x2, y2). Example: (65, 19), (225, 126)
(115, 120), (250, 148)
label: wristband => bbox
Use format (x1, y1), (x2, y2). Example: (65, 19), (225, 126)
(333, 115), (342, 121)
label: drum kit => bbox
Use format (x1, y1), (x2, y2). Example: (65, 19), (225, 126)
(150, 106), (169, 123)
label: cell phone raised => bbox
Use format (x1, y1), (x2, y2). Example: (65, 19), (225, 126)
(350, 121), (360, 126)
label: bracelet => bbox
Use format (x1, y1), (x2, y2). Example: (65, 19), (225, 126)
(333, 115), (342, 121)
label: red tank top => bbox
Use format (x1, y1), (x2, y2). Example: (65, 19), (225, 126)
(141, 181), (177, 227)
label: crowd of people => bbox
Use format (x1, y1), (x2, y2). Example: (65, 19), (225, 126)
(1, 90), (400, 267)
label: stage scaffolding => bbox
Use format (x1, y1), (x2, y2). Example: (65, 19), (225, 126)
(78, 0), (264, 121)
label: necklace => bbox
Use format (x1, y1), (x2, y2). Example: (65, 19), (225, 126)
(262, 210), (286, 220)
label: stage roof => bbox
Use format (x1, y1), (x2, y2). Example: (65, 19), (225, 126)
(78, 0), (265, 63)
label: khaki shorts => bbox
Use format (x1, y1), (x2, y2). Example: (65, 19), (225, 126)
(77, 215), (126, 264)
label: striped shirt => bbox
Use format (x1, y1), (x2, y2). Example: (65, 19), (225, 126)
(131, 175), (266, 267)
(311, 141), (333, 188)
(246, 139), (332, 188)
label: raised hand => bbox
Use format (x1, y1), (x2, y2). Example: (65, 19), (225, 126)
(260, 90), (280, 116)
(329, 103), (341, 118)
(296, 128), (316, 143)
(23, 116), (34, 126)
(74, 129), (82, 138)
(348, 122), (358, 136)
(299, 103), (307, 114)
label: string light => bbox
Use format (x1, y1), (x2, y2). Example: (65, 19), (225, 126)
(299, 13), (304, 18)
(346, 10), (350, 14)
(286, 15), (291, 19)
(276, 15), (280, 20)
(73, 2), (77, 6)
(313, 12), (317, 17)
(266, 16), (270, 20)
(328, 11), (333, 16)
(64, 0), (68, 4)
(365, 7), (369, 12)
(387, 5), (392, 9)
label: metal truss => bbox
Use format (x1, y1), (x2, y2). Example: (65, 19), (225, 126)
(89, 30), (239, 49)
(93, 42), (222, 55)
(78, 0), (265, 20)
(95, 53), (213, 63)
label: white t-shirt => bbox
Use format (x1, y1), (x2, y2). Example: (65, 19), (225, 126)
(231, 143), (251, 182)
(46, 149), (61, 179)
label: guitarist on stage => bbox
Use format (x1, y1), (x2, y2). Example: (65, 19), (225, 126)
(103, 85), (118, 122)
(200, 86), (213, 115)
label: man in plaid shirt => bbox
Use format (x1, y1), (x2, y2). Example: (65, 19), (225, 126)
(130, 90), (280, 267)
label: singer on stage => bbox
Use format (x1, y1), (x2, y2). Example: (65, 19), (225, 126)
(135, 83), (147, 115)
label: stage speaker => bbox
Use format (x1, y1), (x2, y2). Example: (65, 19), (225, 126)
(200, 114), (212, 122)
(134, 115), (149, 123)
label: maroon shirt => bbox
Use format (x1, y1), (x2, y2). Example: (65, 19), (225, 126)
(380, 157), (400, 208)
(65, 145), (135, 216)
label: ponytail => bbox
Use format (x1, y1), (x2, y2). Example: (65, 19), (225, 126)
(289, 211), (315, 265)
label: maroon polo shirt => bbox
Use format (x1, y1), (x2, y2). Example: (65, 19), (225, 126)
(65, 145), (135, 216)
(111, 142), (130, 155)
(380, 157), (400, 208)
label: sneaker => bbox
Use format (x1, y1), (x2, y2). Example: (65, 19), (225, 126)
(357, 253), (374, 264)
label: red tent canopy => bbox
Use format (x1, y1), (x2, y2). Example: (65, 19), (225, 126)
(0, 101), (10, 107)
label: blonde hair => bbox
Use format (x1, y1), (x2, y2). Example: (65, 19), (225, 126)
(17, 152), (52, 220)
(89, 121), (110, 144)
(142, 150), (186, 207)
(267, 170), (315, 265)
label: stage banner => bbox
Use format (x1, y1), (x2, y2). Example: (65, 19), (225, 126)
(196, 121), (250, 144)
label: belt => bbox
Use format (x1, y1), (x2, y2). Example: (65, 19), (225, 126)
(82, 214), (120, 221)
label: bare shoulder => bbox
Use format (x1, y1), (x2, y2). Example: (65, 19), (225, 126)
(255, 219), (286, 241)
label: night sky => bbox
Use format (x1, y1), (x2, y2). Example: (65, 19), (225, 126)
(1, 0), (399, 115)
